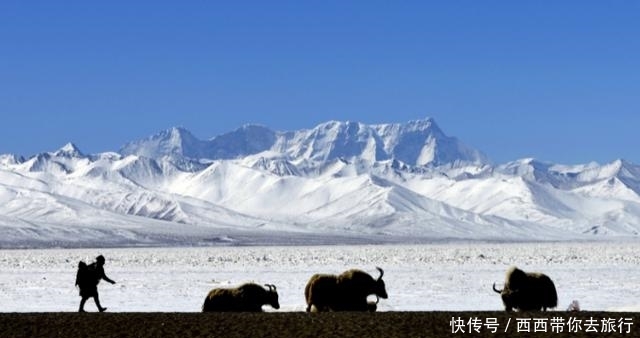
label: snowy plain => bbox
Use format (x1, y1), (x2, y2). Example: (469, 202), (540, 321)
(1, 241), (639, 313)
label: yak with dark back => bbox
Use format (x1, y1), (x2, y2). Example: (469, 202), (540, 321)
(202, 283), (279, 312)
(305, 267), (387, 312)
(493, 266), (558, 312)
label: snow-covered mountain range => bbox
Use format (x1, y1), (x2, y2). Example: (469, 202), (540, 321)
(1, 118), (639, 247)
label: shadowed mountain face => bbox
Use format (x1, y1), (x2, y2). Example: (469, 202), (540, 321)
(1, 118), (640, 247)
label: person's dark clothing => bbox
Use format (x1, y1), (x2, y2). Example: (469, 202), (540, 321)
(77, 263), (115, 297)
(76, 257), (115, 312)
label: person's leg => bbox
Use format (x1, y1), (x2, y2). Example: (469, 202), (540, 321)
(79, 297), (88, 312)
(94, 293), (107, 312)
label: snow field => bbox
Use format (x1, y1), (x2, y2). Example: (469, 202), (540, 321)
(0, 242), (639, 312)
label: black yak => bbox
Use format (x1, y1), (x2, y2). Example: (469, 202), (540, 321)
(202, 283), (279, 312)
(305, 267), (387, 312)
(493, 266), (558, 312)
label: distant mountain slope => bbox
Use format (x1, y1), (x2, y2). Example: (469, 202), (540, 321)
(120, 118), (488, 166)
(1, 118), (639, 247)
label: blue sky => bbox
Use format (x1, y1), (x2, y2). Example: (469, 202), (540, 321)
(1, 1), (638, 164)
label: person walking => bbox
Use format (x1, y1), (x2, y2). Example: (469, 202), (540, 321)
(76, 255), (116, 312)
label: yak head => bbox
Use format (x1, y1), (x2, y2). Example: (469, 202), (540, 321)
(264, 284), (280, 309)
(373, 267), (388, 299)
(493, 266), (526, 294)
(504, 266), (527, 292)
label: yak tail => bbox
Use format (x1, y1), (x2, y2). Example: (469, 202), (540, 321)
(492, 282), (502, 294)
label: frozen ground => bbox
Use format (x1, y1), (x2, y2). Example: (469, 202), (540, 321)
(1, 242), (639, 313)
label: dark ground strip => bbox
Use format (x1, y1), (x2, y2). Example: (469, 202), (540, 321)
(0, 312), (637, 338)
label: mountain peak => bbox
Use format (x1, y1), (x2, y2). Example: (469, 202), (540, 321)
(120, 126), (205, 159)
(118, 119), (489, 166)
(370, 118), (488, 166)
(0, 154), (25, 166)
(53, 142), (84, 157)
(404, 117), (438, 130)
(209, 124), (277, 159)
(613, 159), (640, 180)
(157, 126), (194, 140)
(239, 123), (271, 132)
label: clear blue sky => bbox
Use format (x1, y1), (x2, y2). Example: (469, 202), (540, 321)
(1, 1), (638, 164)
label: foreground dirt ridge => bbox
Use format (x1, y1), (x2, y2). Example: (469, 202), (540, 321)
(0, 312), (637, 338)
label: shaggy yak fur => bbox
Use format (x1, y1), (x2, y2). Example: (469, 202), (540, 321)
(202, 283), (279, 312)
(305, 267), (388, 312)
(493, 266), (558, 312)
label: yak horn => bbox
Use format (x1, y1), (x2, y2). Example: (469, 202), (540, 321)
(376, 267), (384, 280)
(374, 295), (380, 304)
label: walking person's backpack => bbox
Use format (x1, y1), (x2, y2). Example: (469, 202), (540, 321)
(75, 261), (97, 288)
